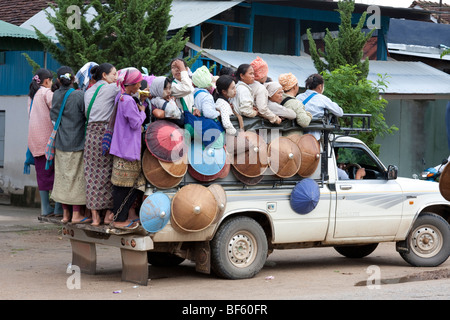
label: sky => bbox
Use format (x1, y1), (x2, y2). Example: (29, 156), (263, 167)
(349, 0), (450, 7)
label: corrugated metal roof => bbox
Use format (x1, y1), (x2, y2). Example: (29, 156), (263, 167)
(200, 48), (450, 95)
(0, 19), (39, 39)
(20, 1), (243, 37)
(168, 0), (244, 30)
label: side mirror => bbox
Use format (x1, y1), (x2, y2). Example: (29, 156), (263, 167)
(387, 165), (398, 180)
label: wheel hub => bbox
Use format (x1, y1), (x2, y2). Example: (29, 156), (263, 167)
(410, 225), (443, 258)
(227, 232), (257, 268)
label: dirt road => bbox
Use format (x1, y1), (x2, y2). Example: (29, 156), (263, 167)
(0, 206), (449, 301)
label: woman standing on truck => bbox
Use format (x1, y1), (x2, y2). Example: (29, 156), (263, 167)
(51, 67), (88, 224)
(83, 63), (119, 226)
(27, 69), (63, 217)
(109, 67), (147, 230)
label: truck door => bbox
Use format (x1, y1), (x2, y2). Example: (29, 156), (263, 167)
(333, 145), (404, 239)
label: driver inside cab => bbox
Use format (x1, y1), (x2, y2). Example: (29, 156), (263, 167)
(335, 147), (366, 180)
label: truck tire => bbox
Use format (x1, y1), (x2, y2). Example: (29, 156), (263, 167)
(147, 252), (185, 267)
(334, 243), (378, 258)
(210, 216), (268, 279)
(399, 212), (450, 267)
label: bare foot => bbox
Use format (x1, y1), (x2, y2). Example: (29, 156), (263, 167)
(90, 210), (102, 226)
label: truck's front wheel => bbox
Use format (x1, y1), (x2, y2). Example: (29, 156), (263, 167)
(211, 216), (268, 279)
(399, 212), (450, 267)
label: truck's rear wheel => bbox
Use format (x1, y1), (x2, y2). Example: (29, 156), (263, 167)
(334, 243), (378, 258)
(211, 216), (268, 279)
(399, 212), (450, 267)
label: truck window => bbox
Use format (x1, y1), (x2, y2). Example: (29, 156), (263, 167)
(335, 147), (384, 180)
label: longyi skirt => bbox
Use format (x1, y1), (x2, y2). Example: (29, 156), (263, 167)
(84, 122), (114, 210)
(34, 155), (54, 191)
(51, 149), (86, 205)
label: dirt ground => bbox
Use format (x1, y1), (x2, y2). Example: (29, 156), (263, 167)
(0, 206), (449, 301)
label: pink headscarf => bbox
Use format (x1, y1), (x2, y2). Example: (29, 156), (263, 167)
(143, 75), (156, 88)
(117, 67), (143, 94)
(250, 56), (268, 82)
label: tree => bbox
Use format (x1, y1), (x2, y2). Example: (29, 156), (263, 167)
(34, 0), (188, 75)
(322, 64), (397, 155)
(307, 0), (374, 79)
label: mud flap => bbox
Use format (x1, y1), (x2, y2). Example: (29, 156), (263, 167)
(396, 240), (410, 253)
(195, 241), (211, 274)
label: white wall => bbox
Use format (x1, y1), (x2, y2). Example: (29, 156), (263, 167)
(0, 95), (37, 193)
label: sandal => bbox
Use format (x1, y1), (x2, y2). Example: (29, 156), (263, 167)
(113, 220), (139, 230)
(71, 217), (92, 224)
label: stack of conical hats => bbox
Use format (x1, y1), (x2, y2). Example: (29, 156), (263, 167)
(143, 120), (187, 189)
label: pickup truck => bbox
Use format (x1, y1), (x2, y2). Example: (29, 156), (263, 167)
(40, 114), (450, 285)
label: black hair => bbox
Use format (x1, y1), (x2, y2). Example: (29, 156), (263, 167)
(215, 75), (235, 101)
(219, 66), (234, 77)
(57, 66), (75, 87)
(28, 69), (53, 99)
(90, 63), (115, 82)
(164, 78), (171, 89)
(305, 73), (324, 90)
(140, 80), (148, 90)
(235, 64), (252, 82)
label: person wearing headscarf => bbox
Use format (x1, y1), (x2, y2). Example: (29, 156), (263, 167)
(109, 67), (146, 230)
(278, 73), (313, 129)
(50, 66), (88, 224)
(264, 81), (296, 120)
(249, 57), (281, 124)
(149, 76), (183, 126)
(192, 66), (220, 119)
(75, 62), (98, 92)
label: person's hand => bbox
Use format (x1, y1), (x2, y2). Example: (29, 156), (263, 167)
(173, 59), (186, 72)
(153, 109), (165, 119)
(193, 108), (201, 117)
(274, 116), (282, 125)
(355, 168), (366, 180)
(138, 104), (146, 112)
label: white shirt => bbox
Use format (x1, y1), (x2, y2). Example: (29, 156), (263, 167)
(296, 89), (343, 119)
(297, 89), (343, 139)
(171, 70), (194, 112)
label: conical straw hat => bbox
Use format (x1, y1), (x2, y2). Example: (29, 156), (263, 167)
(170, 184), (218, 233)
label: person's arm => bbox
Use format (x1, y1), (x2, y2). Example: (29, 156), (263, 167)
(236, 86), (258, 118)
(171, 71), (194, 98)
(252, 83), (279, 123)
(355, 168), (366, 180)
(122, 98), (146, 129)
(322, 95), (344, 117)
(286, 99), (313, 128)
(198, 92), (220, 119)
(217, 99), (237, 135)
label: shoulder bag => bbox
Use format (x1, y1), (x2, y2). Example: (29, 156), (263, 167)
(44, 88), (74, 170)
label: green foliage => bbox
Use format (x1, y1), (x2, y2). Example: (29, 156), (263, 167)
(441, 48), (450, 59)
(322, 64), (398, 155)
(34, 0), (188, 75)
(307, 0), (373, 79)
(22, 53), (42, 75)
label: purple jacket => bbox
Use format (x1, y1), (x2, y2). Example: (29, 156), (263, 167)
(110, 94), (146, 161)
